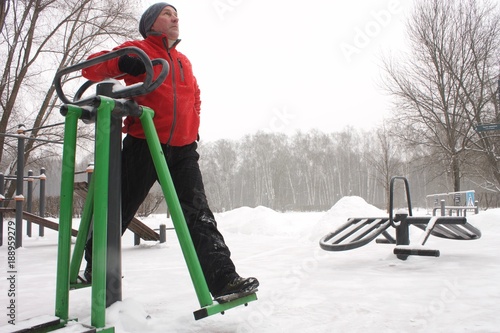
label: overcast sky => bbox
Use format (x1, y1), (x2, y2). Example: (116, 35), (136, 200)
(137, 0), (415, 142)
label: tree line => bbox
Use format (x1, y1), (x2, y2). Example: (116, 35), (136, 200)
(197, 130), (389, 212)
(14, 125), (500, 218)
(196, 128), (498, 213)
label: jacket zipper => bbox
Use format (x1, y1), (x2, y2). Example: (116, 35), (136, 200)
(164, 38), (178, 146)
(177, 59), (184, 82)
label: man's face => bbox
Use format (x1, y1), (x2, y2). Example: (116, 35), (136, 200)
(151, 6), (179, 40)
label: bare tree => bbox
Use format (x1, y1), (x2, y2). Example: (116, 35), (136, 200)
(199, 139), (239, 211)
(368, 125), (404, 212)
(382, 0), (500, 192)
(136, 192), (164, 217)
(0, 0), (9, 33)
(0, 0), (138, 201)
(199, 129), (396, 212)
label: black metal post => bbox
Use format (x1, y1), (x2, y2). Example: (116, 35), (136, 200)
(0, 172), (4, 246)
(39, 168), (46, 236)
(87, 163), (94, 184)
(15, 124), (26, 248)
(27, 170), (33, 237)
(160, 224), (166, 244)
(96, 82), (122, 307)
(389, 176), (413, 261)
(394, 214), (410, 261)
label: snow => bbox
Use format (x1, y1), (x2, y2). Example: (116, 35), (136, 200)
(1, 196), (499, 332)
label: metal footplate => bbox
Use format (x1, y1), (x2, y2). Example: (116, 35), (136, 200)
(0, 315), (105, 333)
(0, 315), (62, 333)
(319, 217), (392, 251)
(412, 218), (481, 240)
(193, 293), (258, 321)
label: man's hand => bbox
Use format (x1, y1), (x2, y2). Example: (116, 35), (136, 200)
(118, 55), (146, 76)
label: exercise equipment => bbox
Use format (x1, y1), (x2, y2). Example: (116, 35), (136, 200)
(4, 47), (256, 333)
(320, 176), (481, 261)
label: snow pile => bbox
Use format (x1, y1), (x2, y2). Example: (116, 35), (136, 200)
(309, 196), (387, 241)
(323, 196), (387, 218)
(217, 206), (284, 235)
(216, 205), (321, 238)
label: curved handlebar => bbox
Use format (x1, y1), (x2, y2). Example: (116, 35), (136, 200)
(53, 47), (169, 106)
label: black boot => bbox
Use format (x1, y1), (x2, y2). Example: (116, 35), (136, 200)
(213, 276), (259, 298)
(83, 262), (92, 283)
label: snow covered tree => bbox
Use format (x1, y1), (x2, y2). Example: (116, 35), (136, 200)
(382, 0), (500, 192)
(0, 0), (138, 201)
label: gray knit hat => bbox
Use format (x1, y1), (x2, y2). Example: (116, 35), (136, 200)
(139, 3), (177, 39)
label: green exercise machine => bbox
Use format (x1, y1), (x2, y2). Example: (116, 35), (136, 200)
(4, 47), (256, 333)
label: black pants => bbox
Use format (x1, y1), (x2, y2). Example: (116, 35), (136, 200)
(85, 135), (237, 294)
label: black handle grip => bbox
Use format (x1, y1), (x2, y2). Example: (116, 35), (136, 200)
(53, 47), (169, 106)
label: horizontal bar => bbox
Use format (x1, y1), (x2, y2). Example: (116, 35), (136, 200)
(405, 216), (466, 225)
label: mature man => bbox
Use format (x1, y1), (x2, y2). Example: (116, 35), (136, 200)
(82, 2), (259, 299)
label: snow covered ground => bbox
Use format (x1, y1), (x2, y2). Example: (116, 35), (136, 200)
(1, 196), (499, 332)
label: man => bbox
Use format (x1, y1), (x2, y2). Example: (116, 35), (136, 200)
(81, 2), (258, 299)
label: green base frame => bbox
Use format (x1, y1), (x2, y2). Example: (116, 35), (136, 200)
(46, 99), (257, 332)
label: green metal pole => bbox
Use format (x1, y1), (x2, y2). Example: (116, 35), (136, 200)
(91, 97), (114, 328)
(55, 105), (82, 321)
(70, 176), (95, 284)
(139, 107), (213, 307)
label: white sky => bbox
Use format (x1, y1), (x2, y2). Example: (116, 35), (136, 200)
(137, 0), (415, 142)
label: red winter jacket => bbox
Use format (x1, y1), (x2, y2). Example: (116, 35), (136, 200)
(82, 34), (201, 146)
